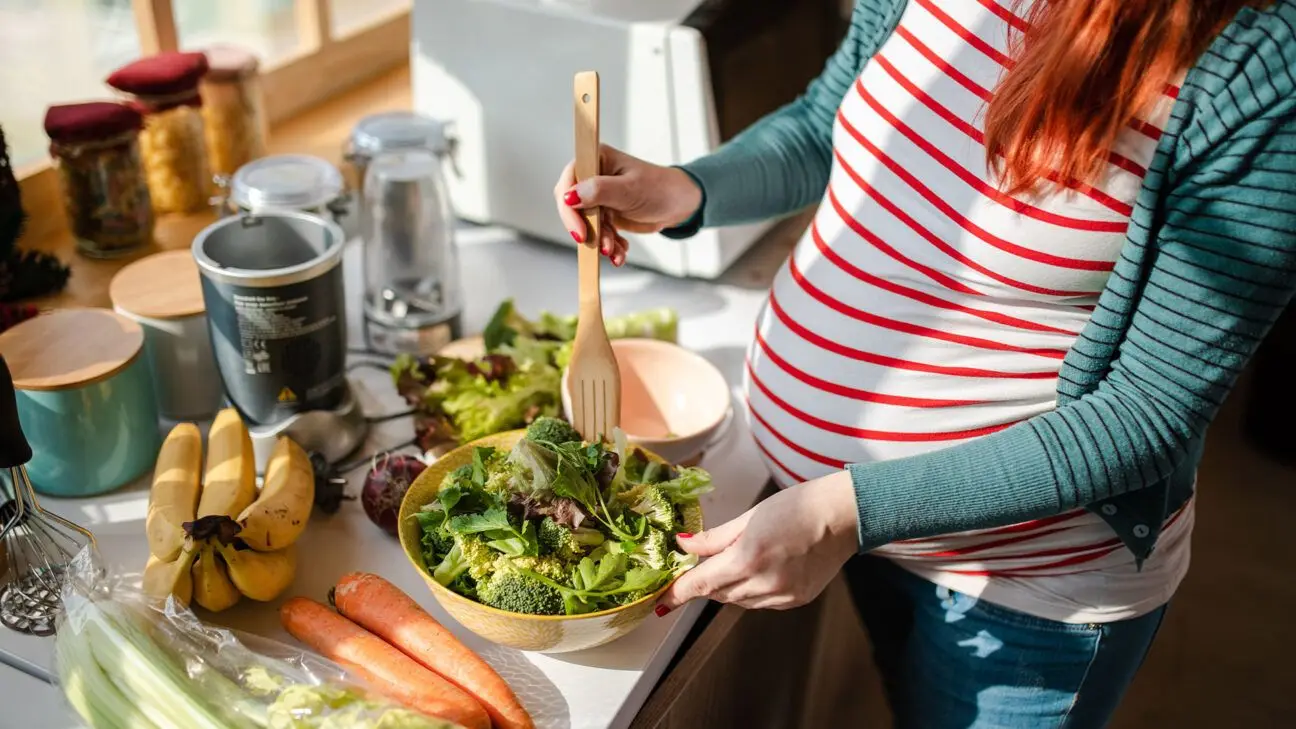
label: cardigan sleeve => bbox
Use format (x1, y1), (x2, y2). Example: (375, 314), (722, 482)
(666, 2), (896, 236)
(846, 26), (1296, 551)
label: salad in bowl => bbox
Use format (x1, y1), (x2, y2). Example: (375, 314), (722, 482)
(408, 417), (711, 618)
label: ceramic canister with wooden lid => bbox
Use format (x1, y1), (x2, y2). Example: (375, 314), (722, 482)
(0, 308), (161, 496)
(110, 250), (223, 420)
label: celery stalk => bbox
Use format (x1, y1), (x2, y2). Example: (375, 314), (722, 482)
(55, 626), (160, 729)
(78, 599), (255, 729)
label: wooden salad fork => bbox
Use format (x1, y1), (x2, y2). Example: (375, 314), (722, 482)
(566, 71), (621, 443)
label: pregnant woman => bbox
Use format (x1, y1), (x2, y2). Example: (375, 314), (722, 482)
(554, 1), (1295, 726)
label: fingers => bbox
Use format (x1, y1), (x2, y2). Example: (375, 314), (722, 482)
(563, 173), (633, 212)
(595, 225), (628, 267)
(677, 509), (753, 557)
(611, 231), (629, 267)
(656, 548), (745, 612)
(553, 160), (587, 243)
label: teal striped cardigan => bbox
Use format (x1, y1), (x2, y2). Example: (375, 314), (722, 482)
(667, 0), (1296, 562)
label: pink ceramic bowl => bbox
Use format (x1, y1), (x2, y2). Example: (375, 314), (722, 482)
(562, 338), (731, 465)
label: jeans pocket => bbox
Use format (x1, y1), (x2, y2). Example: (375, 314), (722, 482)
(937, 586), (1102, 636)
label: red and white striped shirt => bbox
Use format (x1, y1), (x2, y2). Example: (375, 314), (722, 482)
(744, 0), (1192, 623)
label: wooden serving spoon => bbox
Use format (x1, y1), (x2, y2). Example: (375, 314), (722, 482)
(565, 71), (621, 443)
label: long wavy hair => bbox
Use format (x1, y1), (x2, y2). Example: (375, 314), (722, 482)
(985, 0), (1257, 194)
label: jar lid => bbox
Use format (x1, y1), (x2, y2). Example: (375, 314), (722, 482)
(109, 250), (206, 320)
(351, 111), (448, 156)
(44, 102), (143, 144)
(230, 154), (344, 211)
(107, 51), (209, 97)
(0, 309), (144, 391)
(203, 44), (259, 82)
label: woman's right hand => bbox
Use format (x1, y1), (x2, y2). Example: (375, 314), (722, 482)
(553, 145), (702, 267)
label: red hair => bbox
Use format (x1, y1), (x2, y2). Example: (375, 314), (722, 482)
(985, 0), (1256, 195)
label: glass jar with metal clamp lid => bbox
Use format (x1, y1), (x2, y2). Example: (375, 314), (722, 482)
(344, 111), (455, 194)
(217, 154), (350, 227)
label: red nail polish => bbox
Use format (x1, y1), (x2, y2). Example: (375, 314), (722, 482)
(654, 605), (671, 617)
(570, 230), (583, 244)
(563, 190), (581, 206)
(677, 533), (693, 539)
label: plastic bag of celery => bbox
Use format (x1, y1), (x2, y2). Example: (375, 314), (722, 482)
(54, 548), (464, 729)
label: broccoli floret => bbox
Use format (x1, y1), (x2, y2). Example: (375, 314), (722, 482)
(630, 529), (669, 570)
(625, 486), (675, 531)
(433, 534), (498, 586)
(537, 517), (587, 561)
(459, 536), (499, 581)
(477, 569), (564, 615)
(484, 467), (513, 494)
(678, 501), (703, 536)
(503, 555), (569, 582)
(525, 417), (582, 446)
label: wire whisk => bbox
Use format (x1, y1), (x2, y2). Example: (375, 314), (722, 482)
(0, 354), (96, 636)
(1, 467), (96, 635)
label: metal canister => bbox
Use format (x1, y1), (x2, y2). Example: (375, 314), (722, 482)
(192, 211), (347, 425)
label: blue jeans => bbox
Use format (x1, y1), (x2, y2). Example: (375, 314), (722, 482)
(843, 555), (1167, 729)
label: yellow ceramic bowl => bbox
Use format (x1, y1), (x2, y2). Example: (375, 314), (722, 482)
(397, 430), (701, 653)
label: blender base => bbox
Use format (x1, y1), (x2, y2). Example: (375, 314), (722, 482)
(246, 381), (368, 475)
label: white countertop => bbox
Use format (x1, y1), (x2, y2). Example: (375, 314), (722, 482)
(0, 225), (773, 729)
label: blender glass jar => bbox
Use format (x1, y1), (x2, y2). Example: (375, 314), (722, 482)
(361, 148), (463, 356)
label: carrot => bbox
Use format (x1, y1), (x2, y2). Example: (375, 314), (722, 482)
(333, 572), (536, 729)
(280, 597), (490, 729)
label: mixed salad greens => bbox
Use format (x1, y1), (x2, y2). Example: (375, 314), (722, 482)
(392, 300), (679, 450)
(413, 417), (712, 616)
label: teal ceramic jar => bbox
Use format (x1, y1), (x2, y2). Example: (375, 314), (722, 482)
(0, 308), (161, 496)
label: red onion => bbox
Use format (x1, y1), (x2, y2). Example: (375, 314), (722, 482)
(362, 453), (428, 536)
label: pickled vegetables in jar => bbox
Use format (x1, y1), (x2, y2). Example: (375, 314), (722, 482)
(44, 101), (155, 258)
(106, 51), (212, 215)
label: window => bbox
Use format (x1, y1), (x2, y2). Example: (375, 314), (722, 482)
(4, 0), (408, 173)
(174, 0), (300, 66)
(8, 0), (410, 244)
(0, 0), (142, 167)
(330, 0), (409, 36)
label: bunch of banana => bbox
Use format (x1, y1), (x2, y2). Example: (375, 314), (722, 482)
(143, 408), (315, 612)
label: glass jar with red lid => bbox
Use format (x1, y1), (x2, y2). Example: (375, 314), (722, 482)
(107, 51), (212, 214)
(43, 101), (155, 258)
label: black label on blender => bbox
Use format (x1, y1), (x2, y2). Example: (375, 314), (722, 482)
(204, 273), (346, 424)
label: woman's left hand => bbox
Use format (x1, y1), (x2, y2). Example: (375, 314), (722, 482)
(657, 470), (860, 613)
